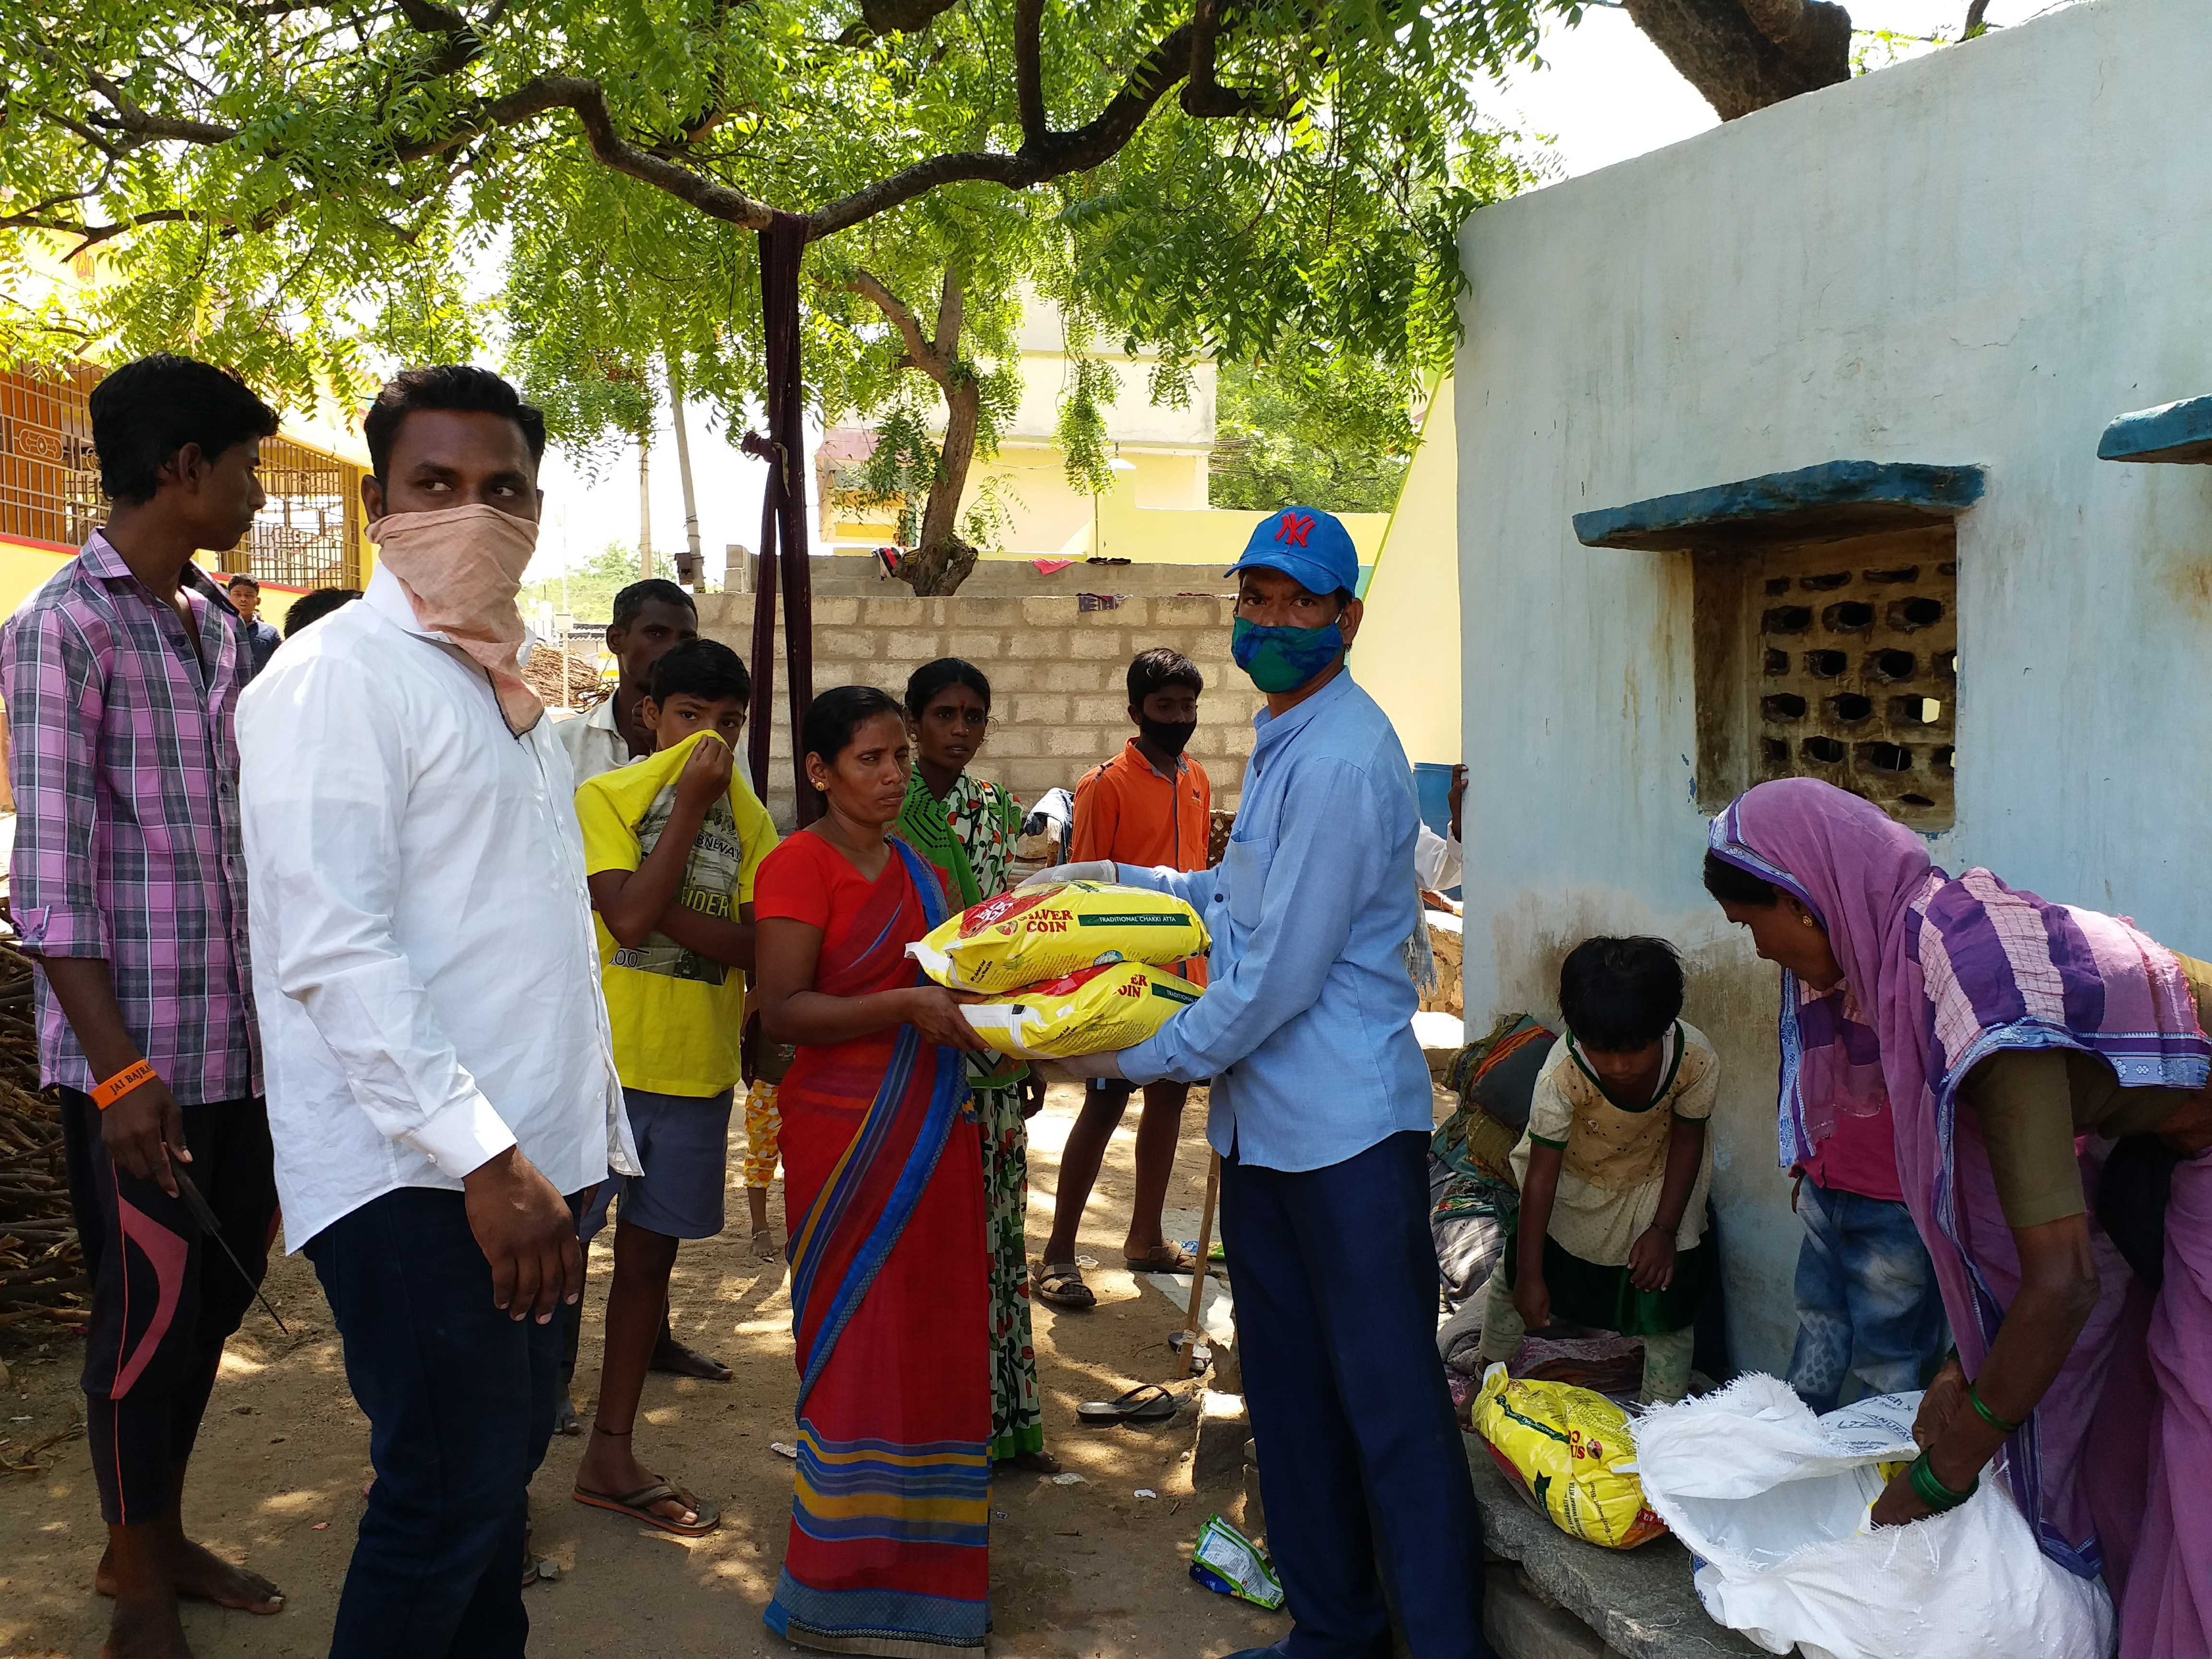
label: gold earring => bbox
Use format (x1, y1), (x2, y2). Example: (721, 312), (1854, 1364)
(1801, 914), (1816, 927)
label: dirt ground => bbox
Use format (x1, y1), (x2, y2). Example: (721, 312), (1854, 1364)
(0, 1083), (1281, 1659)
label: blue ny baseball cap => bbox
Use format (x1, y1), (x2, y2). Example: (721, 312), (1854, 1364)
(1226, 505), (1359, 598)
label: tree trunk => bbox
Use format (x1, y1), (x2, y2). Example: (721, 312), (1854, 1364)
(898, 375), (982, 597)
(637, 433), (653, 579)
(667, 359), (705, 588)
(844, 266), (984, 598)
(1623, 0), (1851, 121)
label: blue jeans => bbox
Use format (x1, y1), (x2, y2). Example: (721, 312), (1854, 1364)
(1223, 1130), (1485, 1659)
(305, 1187), (561, 1659)
(1787, 1180), (1949, 1416)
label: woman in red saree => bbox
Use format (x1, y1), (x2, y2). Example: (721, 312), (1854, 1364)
(754, 685), (995, 1656)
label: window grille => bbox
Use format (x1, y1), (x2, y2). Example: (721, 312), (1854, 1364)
(1695, 525), (1958, 830)
(0, 364), (103, 550)
(0, 365), (365, 589)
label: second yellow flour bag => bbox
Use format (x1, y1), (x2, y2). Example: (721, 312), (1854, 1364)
(959, 962), (1204, 1058)
(909, 880), (1210, 994)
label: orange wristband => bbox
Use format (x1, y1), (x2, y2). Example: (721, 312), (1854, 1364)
(92, 1058), (158, 1111)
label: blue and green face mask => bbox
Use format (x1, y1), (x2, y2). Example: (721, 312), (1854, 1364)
(1231, 615), (1345, 694)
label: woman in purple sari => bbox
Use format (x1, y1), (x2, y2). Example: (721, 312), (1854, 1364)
(1705, 779), (2212, 1657)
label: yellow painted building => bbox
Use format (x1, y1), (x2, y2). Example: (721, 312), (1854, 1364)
(0, 239), (374, 623)
(821, 301), (1389, 569)
(1354, 374), (1460, 768)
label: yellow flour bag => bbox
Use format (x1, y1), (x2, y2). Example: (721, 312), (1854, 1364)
(959, 962), (1203, 1058)
(1472, 1365), (1666, 1550)
(909, 881), (1209, 994)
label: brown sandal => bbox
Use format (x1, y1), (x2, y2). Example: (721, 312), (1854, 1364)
(573, 1479), (721, 1537)
(1124, 1244), (1197, 1274)
(1034, 1262), (1096, 1310)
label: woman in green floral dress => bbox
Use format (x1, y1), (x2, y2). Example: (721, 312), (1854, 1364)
(896, 659), (1055, 1471)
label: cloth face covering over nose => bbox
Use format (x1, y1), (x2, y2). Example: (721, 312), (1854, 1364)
(1231, 615), (1345, 695)
(1136, 717), (1197, 759)
(370, 504), (542, 735)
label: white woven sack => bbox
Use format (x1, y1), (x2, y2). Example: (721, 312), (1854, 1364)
(1628, 1374), (2112, 1659)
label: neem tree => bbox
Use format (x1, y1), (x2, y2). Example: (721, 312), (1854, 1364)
(2, 0), (1563, 809)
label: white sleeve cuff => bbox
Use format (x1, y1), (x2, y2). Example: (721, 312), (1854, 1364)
(408, 1093), (520, 1178)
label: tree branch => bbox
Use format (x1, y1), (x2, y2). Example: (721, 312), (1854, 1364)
(1620, 0), (1850, 120)
(1013, 0), (1047, 145)
(80, 68), (238, 144)
(56, 49), (776, 239)
(1182, 0), (1287, 119)
(848, 268), (950, 388)
(808, 22), (1197, 238)
(858, 0), (961, 33)
(0, 208), (202, 250)
(393, 0), (485, 76)
(377, 76), (773, 226)
(1738, 0), (1837, 59)
(1962, 0), (1992, 38)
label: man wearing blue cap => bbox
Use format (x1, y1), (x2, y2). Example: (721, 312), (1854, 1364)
(1027, 507), (1484, 1657)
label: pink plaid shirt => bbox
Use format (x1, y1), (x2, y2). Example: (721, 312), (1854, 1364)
(2, 532), (261, 1104)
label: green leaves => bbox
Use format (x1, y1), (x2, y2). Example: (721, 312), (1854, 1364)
(2, 0), (1551, 500)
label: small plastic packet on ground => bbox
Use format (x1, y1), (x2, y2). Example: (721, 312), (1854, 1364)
(960, 961), (1202, 1058)
(910, 881), (1209, 993)
(1472, 1363), (1667, 1549)
(1189, 1514), (1285, 1611)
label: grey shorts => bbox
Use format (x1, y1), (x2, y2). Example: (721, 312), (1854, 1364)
(582, 1087), (734, 1243)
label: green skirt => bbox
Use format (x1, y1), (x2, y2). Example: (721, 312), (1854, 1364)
(1501, 1227), (1711, 1338)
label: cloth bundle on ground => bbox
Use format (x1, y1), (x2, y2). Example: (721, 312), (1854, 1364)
(1430, 1015), (1553, 1310)
(908, 879), (1209, 993)
(1630, 1374), (2112, 1659)
(1471, 1363), (1667, 1550)
(1445, 1012), (1558, 1133)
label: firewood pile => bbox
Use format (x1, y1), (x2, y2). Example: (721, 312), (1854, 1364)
(522, 641), (609, 709)
(0, 940), (85, 1343)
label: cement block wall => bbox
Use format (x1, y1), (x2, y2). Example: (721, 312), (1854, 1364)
(695, 589), (1261, 829)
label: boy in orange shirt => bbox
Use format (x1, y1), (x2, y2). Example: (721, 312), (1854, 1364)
(1035, 648), (1211, 1310)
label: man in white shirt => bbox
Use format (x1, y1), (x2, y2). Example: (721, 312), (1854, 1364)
(556, 577), (698, 784)
(239, 365), (631, 1659)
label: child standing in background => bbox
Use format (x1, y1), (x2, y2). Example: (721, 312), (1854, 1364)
(1035, 648), (1212, 1312)
(1479, 937), (1717, 1405)
(893, 657), (1054, 1471)
(741, 1043), (792, 1261)
(571, 639), (778, 1534)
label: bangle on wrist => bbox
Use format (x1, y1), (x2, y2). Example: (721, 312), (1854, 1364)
(1908, 1448), (1977, 1513)
(1966, 1384), (2022, 1436)
(91, 1058), (158, 1111)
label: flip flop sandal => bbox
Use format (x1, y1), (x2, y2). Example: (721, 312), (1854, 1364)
(650, 1339), (734, 1383)
(1077, 1383), (1180, 1426)
(573, 1479), (722, 1537)
(1124, 1244), (1197, 1274)
(1035, 1262), (1097, 1310)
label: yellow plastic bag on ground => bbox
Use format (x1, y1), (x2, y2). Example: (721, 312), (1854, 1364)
(909, 881), (1209, 994)
(1472, 1364), (1666, 1550)
(959, 962), (1203, 1058)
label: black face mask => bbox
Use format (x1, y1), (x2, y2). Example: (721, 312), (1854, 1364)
(1137, 717), (1197, 759)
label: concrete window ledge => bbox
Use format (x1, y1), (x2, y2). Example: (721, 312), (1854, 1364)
(1464, 1434), (1770, 1659)
(1571, 461), (1987, 552)
(2097, 395), (2212, 465)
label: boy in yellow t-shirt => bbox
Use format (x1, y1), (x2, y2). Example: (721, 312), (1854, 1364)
(571, 638), (777, 1535)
